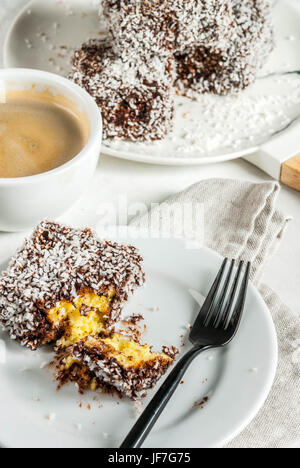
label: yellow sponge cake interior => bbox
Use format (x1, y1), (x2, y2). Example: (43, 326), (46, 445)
(56, 332), (176, 398)
(47, 288), (115, 348)
(85, 333), (173, 369)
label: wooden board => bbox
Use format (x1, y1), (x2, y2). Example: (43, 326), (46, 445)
(281, 154), (300, 191)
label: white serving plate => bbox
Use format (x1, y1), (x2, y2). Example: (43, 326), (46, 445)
(0, 226), (277, 448)
(3, 0), (300, 166)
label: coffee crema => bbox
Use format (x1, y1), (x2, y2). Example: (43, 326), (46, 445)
(0, 88), (90, 178)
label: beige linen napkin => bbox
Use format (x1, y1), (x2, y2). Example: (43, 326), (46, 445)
(130, 178), (300, 449)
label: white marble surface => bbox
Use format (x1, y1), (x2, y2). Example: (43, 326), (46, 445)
(0, 0), (299, 448)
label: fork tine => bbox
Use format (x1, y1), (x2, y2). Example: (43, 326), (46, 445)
(218, 260), (244, 329)
(229, 262), (251, 330)
(207, 259), (235, 328)
(190, 258), (228, 332)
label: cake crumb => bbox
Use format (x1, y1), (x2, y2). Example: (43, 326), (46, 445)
(47, 413), (56, 421)
(193, 396), (209, 409)
(134, 399), (143, 417)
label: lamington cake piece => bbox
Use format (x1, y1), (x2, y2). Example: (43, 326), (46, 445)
(71, 39), (175, 141)
(0, 221), (145, 350)
(175, 0), (274, 96)
(101, 0), (176, 59)
(173, 0), (235, 51)
(101, 0), (234, 57)
(56, 333), (178, 400)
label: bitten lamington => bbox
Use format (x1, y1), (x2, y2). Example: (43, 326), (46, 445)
(0, 221), (145, 350)
(56, 333), (178, 400)
(71, 39), (175, 141)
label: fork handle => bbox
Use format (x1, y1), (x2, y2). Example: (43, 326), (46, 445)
(120, 345), (210, 448)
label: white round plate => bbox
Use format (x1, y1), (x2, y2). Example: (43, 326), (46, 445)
(3, 0), (300, 165)
(0, 226), (277, 448)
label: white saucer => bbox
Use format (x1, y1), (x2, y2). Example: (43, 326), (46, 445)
(3, 0), (300, 165)
(0, 226), (277, 448)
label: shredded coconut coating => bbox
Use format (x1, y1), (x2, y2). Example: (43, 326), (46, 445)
(175, 0), (274, 96)
(101, 0), (175, 59)
(101, 0), (234, 58)
(173, 0), (234, 51)
(70, 0), (274, 140)
(0, 221), (145, 350)
(71, 337), (178, 400)
(71, 39), (175, 141)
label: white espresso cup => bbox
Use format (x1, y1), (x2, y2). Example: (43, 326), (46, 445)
(0, 68), (102, 232)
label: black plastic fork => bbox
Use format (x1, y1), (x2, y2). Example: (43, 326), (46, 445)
(120, 258), (251, 448)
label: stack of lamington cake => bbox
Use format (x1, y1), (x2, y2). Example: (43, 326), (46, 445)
(71, 0), (274, 141)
